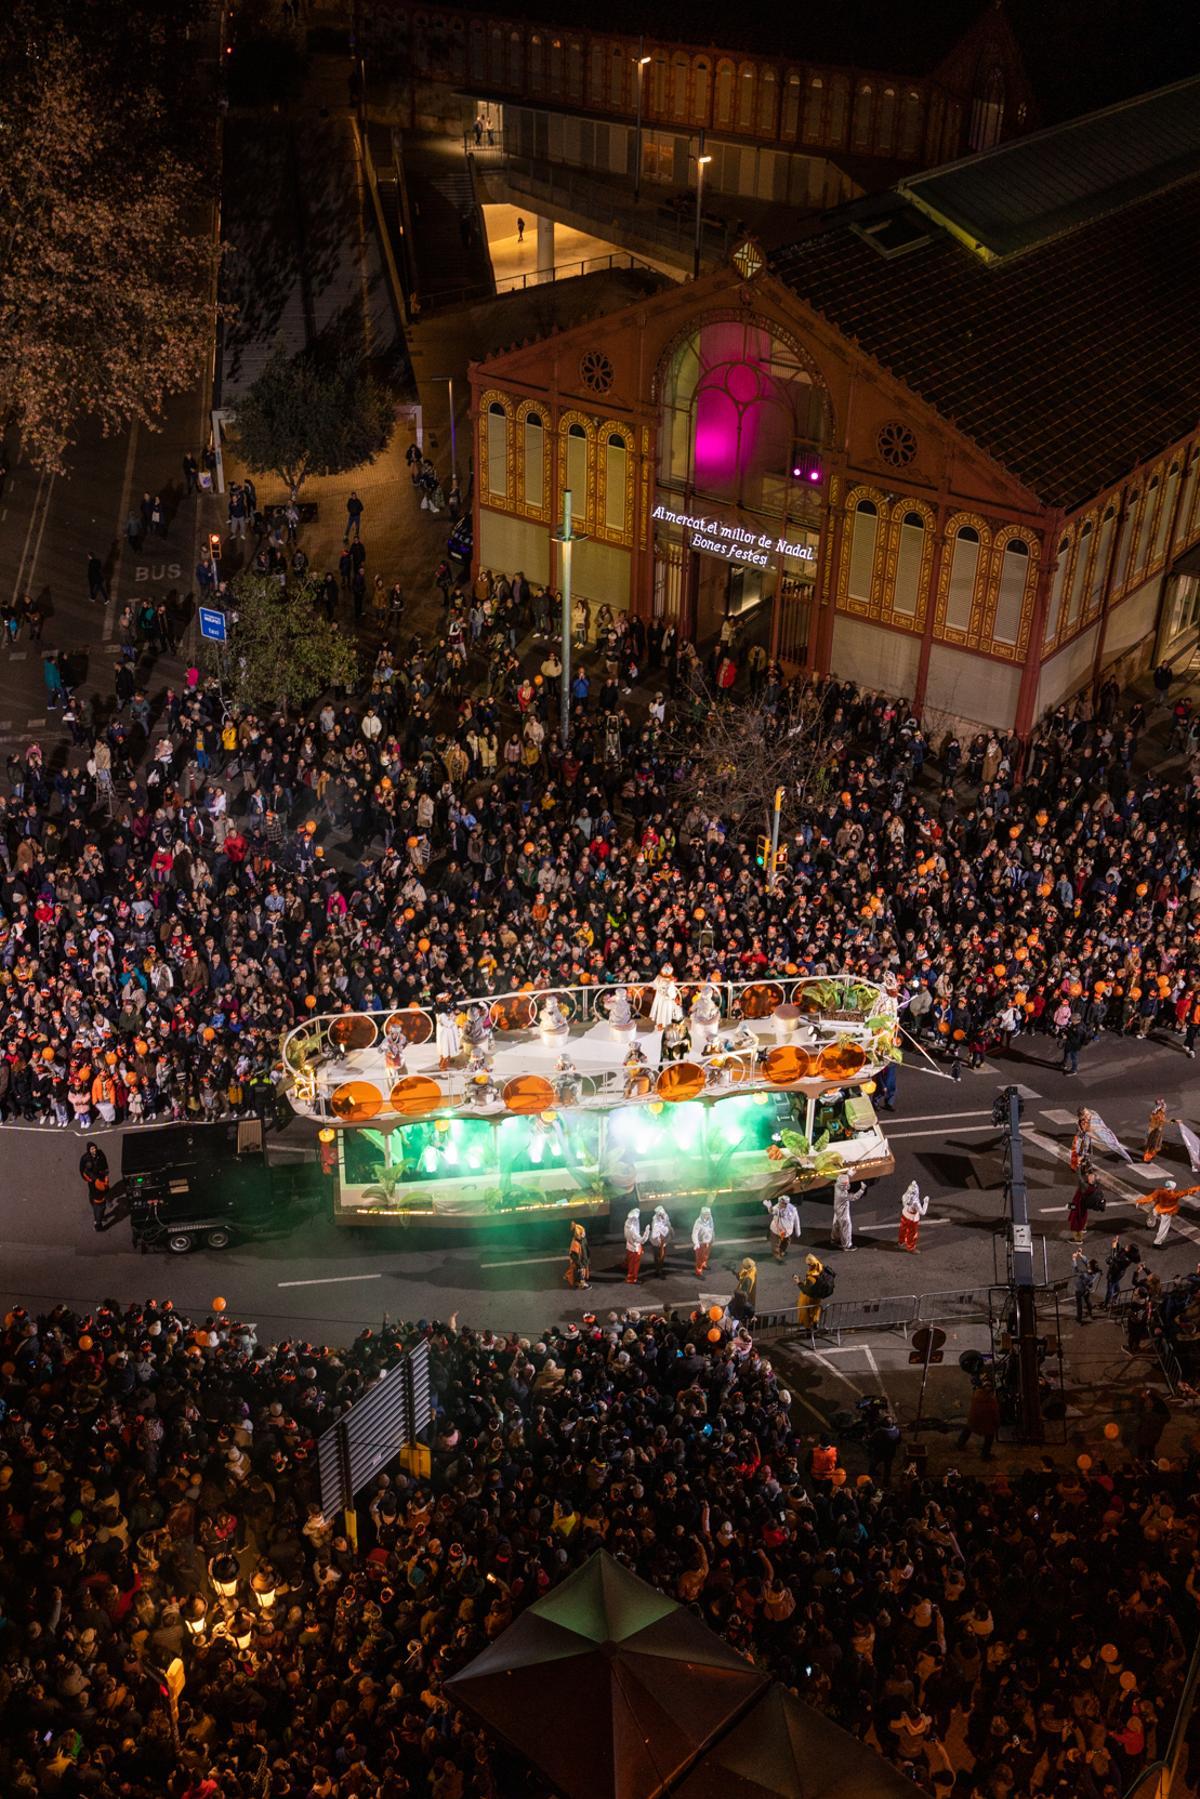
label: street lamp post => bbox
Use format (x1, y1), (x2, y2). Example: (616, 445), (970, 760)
(693, 135), (711, 279)
(552, 489), (587, 748)
(633, 46), (650, 204)
(431, 375), (457, 485)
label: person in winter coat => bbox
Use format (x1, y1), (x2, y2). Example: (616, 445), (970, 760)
(956, 1375), (1000, 1458)
(691, 1205), (715, 1277)
(830, 1173), (865, 1251)
(898, 1181), (929, 1252)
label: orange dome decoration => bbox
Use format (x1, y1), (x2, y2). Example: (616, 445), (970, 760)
(385, 1007), (433, 1046)
(818, 1041), (867, 1080)
(656, 1062), (706, 1103)
(330, 1015), (378, 1051)
(740, 982), (784, 1019)
(503, 1074), (557, 1115)
(389, 1076), (443, 1118)
(764, 1045), (815, 1084)
(331, 1080), (384, 1123)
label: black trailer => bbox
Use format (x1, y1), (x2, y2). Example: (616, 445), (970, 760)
(123, 1119), (318, 1254)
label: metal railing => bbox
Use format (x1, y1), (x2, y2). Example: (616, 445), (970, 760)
(1123, 1626), (1200, 1797)
(470, 146), (734, 267)
(495, 250), (655, 293)
(283, 975), (899, 1122)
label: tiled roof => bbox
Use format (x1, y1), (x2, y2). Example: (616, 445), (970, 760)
(901, 76), (1200, 259)
(770, 171), (1200, 511)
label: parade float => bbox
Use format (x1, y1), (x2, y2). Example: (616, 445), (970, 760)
(281, 975), (898, 1233)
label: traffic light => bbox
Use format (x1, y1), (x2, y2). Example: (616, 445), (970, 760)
(774, 844), (789, 870)
(208, 531), (222, 562)
(318, 1128), (337, 1177)
(755, 837), (771, 869)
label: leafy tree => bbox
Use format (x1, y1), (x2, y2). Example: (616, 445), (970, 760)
(207, 574), (359, 713)
(0, 8), (218, 473)
(230, 346), (393, 493)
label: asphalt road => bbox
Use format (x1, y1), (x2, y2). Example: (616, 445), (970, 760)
(2, 1030), (1198, 1345)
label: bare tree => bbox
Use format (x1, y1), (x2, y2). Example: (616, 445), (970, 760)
(667, 680), (841, 843)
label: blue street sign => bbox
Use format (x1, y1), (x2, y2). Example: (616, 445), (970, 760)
(199, 607), (227, 643)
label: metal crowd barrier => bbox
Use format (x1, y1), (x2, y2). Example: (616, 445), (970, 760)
(755, 1294), (918, 1345)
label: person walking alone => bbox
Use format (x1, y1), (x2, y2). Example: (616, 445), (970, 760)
(898, 1181), (929, 1253)
(345, 491), (364, 543)
(79, 1141), (110, 1231)
(1072, 1249), (1100, 1322)
(691, 1205), (714, 1277)
(86, 553), (109, 605)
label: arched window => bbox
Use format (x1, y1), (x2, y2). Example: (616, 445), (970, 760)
(736, 62), (756, 131)
(945, 525), (981, 633)
(803, 76), (824, 143)
(782, 71), (801, 139)
(605, 433), (627, 533)
(877, 86), (897, 153)
(692, 58), (711, 124)
(1065, 518), (1092, 632)
(507, 30), (522, 89)
(566, 40), (583, 103)
(892, 510), (925, 617)
(1133, 479), (1158, 579)
(691, 58), (711, 124)
(587, 42), (605, 109)
(1045, 533), (1070, 644)
(529, 33), (544, 91)
(969, 65), (1006, 151)
(609, 46), (626, 110)
(523, 412), (544, 511)
(1176, 451), (1200, 548)
(566, 422), (589, 520)
(658, 320), (827, 517)
(548, 36), (563, 93)
(486, 402), (509, 501)
(1113, 498), (1138, 593)
(1088, 505), (1116, 613)
(671, 52), (689, 122)
(828, 76), (849, 144)
(992, 537), (1029, 646)
(848, 500), (879, 604)
(488, 26), (503, 81)
(715, 60), (735, 130)
(468, 20), (485, 82)
(651, 52), (668, 115)
(757, 67), (777, 135)
(851, 82), (873, 150)
(899, 89), (923, 157)
(1153, 462), (1181, 565)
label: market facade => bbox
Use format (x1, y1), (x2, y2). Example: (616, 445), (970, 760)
(467, 78), (1200, 733)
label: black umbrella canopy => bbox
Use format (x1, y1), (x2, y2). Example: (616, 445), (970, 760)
(446, 1552), (770, 1799)
(672, 1683), (926, 1798)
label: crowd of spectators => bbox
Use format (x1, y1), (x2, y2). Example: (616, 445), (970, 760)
(0, 1297), (1195, 1798)
(2, 546), (1199, 1130)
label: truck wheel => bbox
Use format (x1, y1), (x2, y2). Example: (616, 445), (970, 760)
(167, 1234), (194, 1255)
(205, 1227), (232, 1250)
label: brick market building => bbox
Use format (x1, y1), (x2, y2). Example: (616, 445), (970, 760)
(467, 77), (1200, 734)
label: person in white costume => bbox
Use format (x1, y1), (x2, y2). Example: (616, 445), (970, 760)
(830, 1173), (866, 1251)
(624, 1207), (648, 1283)
(648, 1204), (673, 1277)
(650, 965), (681, 1032)
(435, 994), (461, 1070)
(765, 1194), (800, 1261)
(689, 981), (722, 1058)
(692, 1204), (715, 1276)
(898, 1180), (929, 1252)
